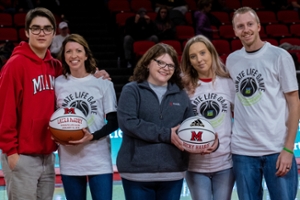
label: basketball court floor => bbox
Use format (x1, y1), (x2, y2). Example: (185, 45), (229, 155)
(0, 178), (300, 200)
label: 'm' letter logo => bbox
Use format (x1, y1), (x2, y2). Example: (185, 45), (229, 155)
(64, 107), (75, 114)
(190, 131), (203, 141)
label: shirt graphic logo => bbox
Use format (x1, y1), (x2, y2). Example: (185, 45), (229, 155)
(234, 68), (265, 106)
(191, 93), (228, 128)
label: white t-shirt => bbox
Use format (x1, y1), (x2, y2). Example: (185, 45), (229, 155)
(188, 76), (235, 172)
(55, 74), (117, 175)
(226, 42), (298, 156)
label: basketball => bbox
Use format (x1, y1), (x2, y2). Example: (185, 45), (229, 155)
(49, 107), (88, 144)
(178, 116), (215, 151)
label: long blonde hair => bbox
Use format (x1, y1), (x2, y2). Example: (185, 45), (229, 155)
(181, 35), (229, 95)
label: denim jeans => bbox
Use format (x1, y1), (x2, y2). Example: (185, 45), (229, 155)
(121, 178), (183, 200)
(61, 173), (113, 200)
(232, 153), (298, 200)
(185, 168), (234, 200)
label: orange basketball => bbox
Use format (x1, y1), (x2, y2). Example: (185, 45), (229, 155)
(49, 107), (87, 143)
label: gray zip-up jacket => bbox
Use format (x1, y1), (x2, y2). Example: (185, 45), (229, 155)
(116, 81), (194, 173)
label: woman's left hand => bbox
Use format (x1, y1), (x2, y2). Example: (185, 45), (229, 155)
(94, 69), (111, 80)
(202, 133), (219, 154)
(68, 128), (94, 144)
(171, 125), (184, 151)
(185, 133), (219, 154)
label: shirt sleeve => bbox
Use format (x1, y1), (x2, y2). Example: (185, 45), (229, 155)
(0, 60), (23, 155)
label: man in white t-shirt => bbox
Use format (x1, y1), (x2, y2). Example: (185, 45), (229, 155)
(226, 6), (299, 200)
(50, 21), (69, 57)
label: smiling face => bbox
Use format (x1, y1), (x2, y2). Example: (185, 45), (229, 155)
(26, 16), (55, 58)
(233, 11), (262, 51)
(147, 53), (175, 86)
(64, 41), (88, 77)
(189, 42), (213, 79)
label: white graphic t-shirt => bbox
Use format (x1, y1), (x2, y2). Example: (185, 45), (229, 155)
(188, 76), (235, 173)
(55, 74), (117, 175)
(226, 42), (298, 156)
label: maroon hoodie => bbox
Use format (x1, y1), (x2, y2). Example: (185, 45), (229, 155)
(0, 42), (62, 156)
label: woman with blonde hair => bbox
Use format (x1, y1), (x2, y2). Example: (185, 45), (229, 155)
(181, 35), (235, 200)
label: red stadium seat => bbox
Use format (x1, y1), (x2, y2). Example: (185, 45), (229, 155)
(18, 28), (28, 41)
(212, 39), (231, 56)
(259, 25), (267, 39)
(13, 12), (27, 27)
(133, 40), (155, 58)
(107, 1), (131, 13)
(185, 11), (193, 25)
(0, 13), (13, 27)
(0, 27), (18, 42)
(211, 25), (220, 39)
(130, 0), (153, 12)
(147, 12), (157, 21)
(115, 12), (135, 27)
(265, 24), (291, 38)
(185, 0), (197, 11)
(280, 38), (300, 46)
(225, 0), (241, 11)
(161, 40), (182, 55)
(241, 0), (264, 10)
(219, 25), (236, 40)
(256, 11), (278, 25)
(211, 11), (231, 25)
(219, 54), (228, 64)
(290, 24), (300, 37)
(231, 39), (243, 52)
(263, 38), (279, 46)
(175, 25), (195, 41)
(277, 10), (300, 25)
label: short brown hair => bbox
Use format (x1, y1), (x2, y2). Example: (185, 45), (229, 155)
(25, 7), (57, 33)
(130, 43), (183, 89)
(58, 34), (97, 78)
(232, 7), (260, 26)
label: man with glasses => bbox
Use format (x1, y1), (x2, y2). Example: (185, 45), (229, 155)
(0, 7), (61, 200)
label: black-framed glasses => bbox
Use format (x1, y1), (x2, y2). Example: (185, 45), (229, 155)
(153, 58), (175, 70)
(29, 26), (54, 35)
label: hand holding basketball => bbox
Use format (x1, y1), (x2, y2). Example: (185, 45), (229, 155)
(49, 107), (88, 144)
(177, 116), (216, 153)
(185, 133), (219, 154)
(203, 133), (219, 153)
(68, 128), (93, 144)
(171, 125), (184, 151)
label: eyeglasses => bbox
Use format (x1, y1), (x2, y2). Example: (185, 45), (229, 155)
(29, 26), (54, 35)
(153, 58), (175, 70)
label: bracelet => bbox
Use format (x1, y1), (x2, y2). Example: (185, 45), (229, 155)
(283, 147), (294, 154)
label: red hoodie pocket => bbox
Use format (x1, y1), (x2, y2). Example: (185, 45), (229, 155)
(20, 118), (53, 154)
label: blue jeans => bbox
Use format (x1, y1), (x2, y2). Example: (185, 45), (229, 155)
(121, 178), (183, 200)
(185, 168), (234, 200)
(61, 173), (113, 200)
(232, 153), (298, 200)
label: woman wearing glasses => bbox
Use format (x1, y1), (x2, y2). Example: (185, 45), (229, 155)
(116, 43), (214, 200)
